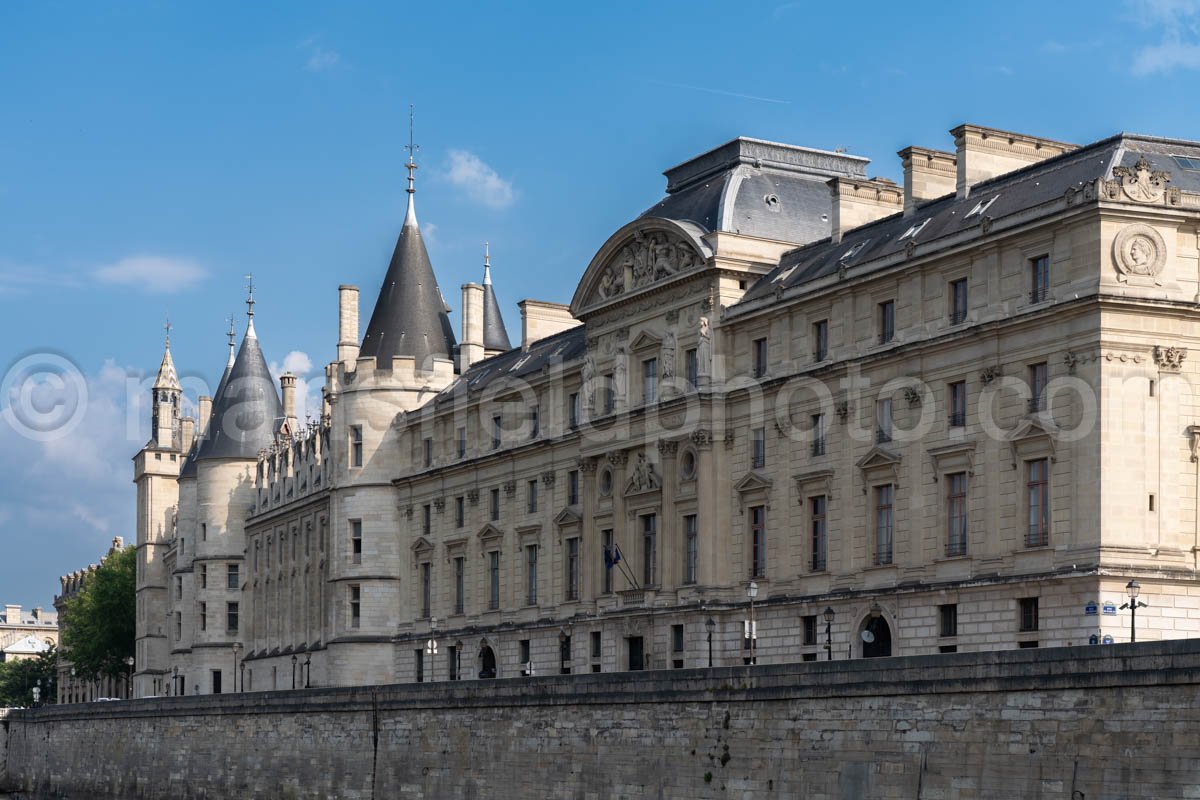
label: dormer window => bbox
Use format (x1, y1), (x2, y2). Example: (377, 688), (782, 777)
(899, 219), (930, 241)
(839, 240), (869, 262)
(965, 195), (999, 218)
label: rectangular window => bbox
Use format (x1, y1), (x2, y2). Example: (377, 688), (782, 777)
(422, 504), (432, 536)
(525, 545), (538, 606)
(529, 405), (540, 439)
(568, 392), (580, 428)
(448, 644), (460, 681)
(488, 551), (500, 610)
(1031, 254), (1050, 303)
(811, 413), (827, 456)
(490, 488), (501, 521)
(591, 631), (602, 659)
(491, 415), (502, 449)
(802, 615), (817, 646)
(1026, 458), (1050, 547)
(684, 514), (698, 584)
(212, 670), (222, 695)
(226, 601), (239, 634)
(351, 519), (363, 564)
(422, 437), (432, 468)
(950, 278), (968, 324)
(874, 485), (894, 566)
(749, 505), (766, 578)
(415, 649), (424, 683)
(641, 514), (658, 586)
(813, 319), (829, 362)
(200, 564), (207, 589)
(560, 634), (572, 674)
(350, 585), (361, 629)
(226, 564), (239, 589)
(527, 479), (538, 513)
(1029, 362), (1048, 412)
(201, 522), (207, 541)
(566, 537), (580, 601)
(1019, 597), (1039, 632)
(520, 639), (532, 675)
(811, 495), (827, 571)
(752, 337), (768, 378)
(174, 611), (181, 640)
(454, 557), (465, 615)
(946, 472), (968, 557)
(878, 300), (895, 344)
(876, 397), (893, 443)
(672, 623), (685, 654)
(751, 427), (766, 469)
(420, 562), (431, 618)
(455, 496), (465, 528)
(643, 358), (658, 404)
(567, 470), (580, 505)
(199, 601), (207, 632)
(175, 576), (182, 600)
(603, 373), (615, 413)
(602, 529), (614, 594)
(350, 426), (363, 468)
(685, 348), (698, 387)
(949, 381), (967, 428)
(939, 604), (958, 638)
(456, 426), (466, 459)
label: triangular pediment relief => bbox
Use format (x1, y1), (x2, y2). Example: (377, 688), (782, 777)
(410, 535), (434, 554)
(1006, 416), (1059, 466)
(734, 471), (774, 494)
(476, 523), (505, 542)
(629, 330), (663, 353)
(856, 446), (902, 471)
(1007, 415), (1059, 443)
(554, 507), (583, 527)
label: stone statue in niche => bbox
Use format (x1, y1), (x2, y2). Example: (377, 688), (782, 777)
(582, 353), (595, 411)
(613, 348), (628, 404)
(697, 316), (712, 378)
(661, 330), (677, 379)
(629, 453), (660, 492)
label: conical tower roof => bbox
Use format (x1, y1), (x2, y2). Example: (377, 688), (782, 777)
(180, 319), (237, 479)
(481, 246), (512, 353)
(196, 315), (282, 461)
(359, 140), (457, 368)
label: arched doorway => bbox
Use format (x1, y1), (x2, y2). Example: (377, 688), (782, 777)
(478, 644), (497, 679)
(860, 615), (892, 658)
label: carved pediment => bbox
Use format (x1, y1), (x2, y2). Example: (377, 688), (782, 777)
(554, 507), (583, 527)
(629, 330), (663, 352)
(476, 523), (505, 542)
(623, 453), (661, 496)
(793, 469), (834, 502)
(411, 536), (434, 554)
(928, 441), (976, 479)
(857, 446), (901, 493)
(734, 471), (774, 494)
(1006, 417), (1059, 467)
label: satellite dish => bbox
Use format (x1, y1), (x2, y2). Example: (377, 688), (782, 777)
(861, 630), (875, 644)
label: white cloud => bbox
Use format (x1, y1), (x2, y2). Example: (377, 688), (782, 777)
(281, 351), (313, 375)
(422, 221), (438, 246)
(300, 37), (340, 72)
(269, 351), (322, 424)
(94, 255), (207, 293)
(1130, 0), (1200, 74)
(445, 150), (516, 210)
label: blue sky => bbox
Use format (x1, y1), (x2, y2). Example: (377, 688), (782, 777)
(2, 0), (1199, 608)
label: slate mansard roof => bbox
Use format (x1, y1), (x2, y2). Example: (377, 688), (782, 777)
(433, 324), (587, 406)
(735, 133), (1200, 311)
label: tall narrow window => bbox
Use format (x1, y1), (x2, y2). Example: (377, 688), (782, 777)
(226, 602), (239, 634)
(812, 319), (829, 362)
(525, 544), (539, 606)
(350, 585), (361, 629)
(749, 505), (766, 578)
(752, 337), (768, 378)
(751, 427), (766, 469)
(415, 649), (424, 683)
(454, 556), (465, 615)
(876, 397), (893, 443)
(455, 496), (465, 528)
(527, 479), (538, 514)
(568, 392), (580, 428)
(940, 604), (958, 637)
(811, 413), (827, 456)
(950, 278), (968, 324)
(488, 551), (500, 610)
(201, 522), (207, 541)
(226, 564), (238, 589)
(1026, 459), (1049, 547)
(490, 488), (501, 521)
(420, 562), (431, 619)
(560, 635), (572, 674)
(949, 381), (967, 428)
(567, 470), (580, 505)
(199, 601), (207, 632)
(422, 437), (432, 468)
(811, 495), (827, 571)
(529, 405), (540, 439)
(685, 348), (698, 387)
(566, 537), (580, 601)
(641, 514), (658, 586)
(603, 373), (615, 413)
(683, 514), (698, 585)
(491, 415), (502, 449)
(456, 426), (466, 459)
(1019, 597), (1039, 632)
(1029, 362), (1048, 412)
(349, 426), (363, 468)
(602, 530), (614, 594)
(643, 358), (658, 404)
(422, 504), (431, 536)
(874, 485), (894, 565)
(1030, 255), (1050, 303)
(946, 472), (968, 557)
(200, 564), (207, 589)
(351, 519), (362, 564)
(878, 300), (895, 344)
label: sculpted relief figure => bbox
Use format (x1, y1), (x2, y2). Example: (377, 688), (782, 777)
(591, 228), (703, 305)
(582, 353), (596, 411)
(697, 316), (713, 377)
(613, 348), (628, 404)
(599, 266), (623, 298)
(630, 452), (660, 492)
(661, 330), (677, 379)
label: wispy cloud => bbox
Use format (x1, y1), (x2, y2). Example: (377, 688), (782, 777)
(0, 266), (84, 295)
(300, 36), (340, 72)
(94, 255), (207, 293)
(445, 150), (516, 210)
(1130, 0), (1200, 74)
(647, 79), (790, 105)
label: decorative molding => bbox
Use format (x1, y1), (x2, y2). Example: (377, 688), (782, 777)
(835, 401), (849, 423)
(1112, 156), (1171, 204)
(1153, 345), (1187, 372)
(903, 386), (922, 407)
(540, 470), (557, 487)
(502, 480), (516, 497)
(1188, 425), (1200, 463)
(577, 457), (598, 474)
(928, 441), (977, 480)
(856, 446), (902, 494)
(793, 469), (834, 503)
(589, 229), (704, 305)
(690, 428), (713, 448)
(607, 451), (629, 467)
(979, 365), (1002, 386)
(466, 488), (480, 505)
(623, 453), (661, 495)
(656, 439), (678, 456)
(1064, 351), (1078, 375)
(733, 471), (772, 514)
(1112, 223), (1166, 285)
(432, 497), (445, 513)
(1006, 416), (1059, 469)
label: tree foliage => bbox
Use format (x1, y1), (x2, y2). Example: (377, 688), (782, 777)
(0, 648), (58, 707)
(60, 544), (136, 681)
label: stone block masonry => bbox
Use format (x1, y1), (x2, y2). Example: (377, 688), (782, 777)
(6, 640), (1200, 799)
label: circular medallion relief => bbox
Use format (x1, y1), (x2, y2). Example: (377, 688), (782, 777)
(680, 449), (697, 481)
(1112, 224), (1166, 282)
(598, 468), (613, 497)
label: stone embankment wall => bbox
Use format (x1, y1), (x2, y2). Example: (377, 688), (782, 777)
(4, 641), (1200, 799)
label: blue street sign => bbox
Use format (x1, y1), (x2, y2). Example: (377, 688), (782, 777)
(1085, 601), (1098, 616)
(1102, 634), (1114, 644)
(1102, 602), (1118, 616)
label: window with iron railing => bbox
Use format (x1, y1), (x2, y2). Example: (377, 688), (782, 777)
(946, 472), (968, 557)
(1030, 255), (1050, 303)
(878, 300), (895, 344)
(949, 380), (967, 428)
(950, 278), (968, 325)
(1026, 459), (1049, 547)
(874, 485), (894, 566)
(810, 495), (827, 572)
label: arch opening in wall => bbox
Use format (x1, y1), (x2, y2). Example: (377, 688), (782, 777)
(478, 643), (497, 679)
(859, 611), (892, 659)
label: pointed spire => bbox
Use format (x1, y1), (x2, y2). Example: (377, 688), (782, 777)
(226, 314), (237, 369)
(483, 241), (493, 285)
(153, 318), (181, 390)
(403, 104), (419, 226)
(481, 244), (512, 353)
(244, 273), (257, 339)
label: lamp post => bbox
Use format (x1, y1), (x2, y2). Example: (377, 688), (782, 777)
(291, 654), (298, 690)
(124, 656), (135, 699)
(823, 606), (835, 661)
(746, 581), (759, 665)
(705, 617), (715, 668)
(240, 661), (246, 693)
(304, 652), (312, 688)
(232, 643), (242, 692)
(32, 680), (41, 708)
(1120, 579), (1149, 643)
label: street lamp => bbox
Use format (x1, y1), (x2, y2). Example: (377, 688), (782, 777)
(746, 581), (759, 665)
(172, 665), (179, 697)
(291, 654), (298, 690)
(304, 652), (312, 688)
(705, 617), (715, 668)
(232, 643), (242, 692)
(32, 680), (41, 708)
(1120, 580), (1149, 643)
(124, 656), (135, 699)
(823, 606), (835, 661)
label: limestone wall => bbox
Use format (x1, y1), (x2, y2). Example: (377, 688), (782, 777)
(6, 640), (1200, 799)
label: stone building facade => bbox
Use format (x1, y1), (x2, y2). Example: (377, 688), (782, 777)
(0, 604), (56, 664)
(132, 122), (1200, 696)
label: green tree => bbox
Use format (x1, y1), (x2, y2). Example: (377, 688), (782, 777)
(60, 544), (135, 683)
(0, 647), (58, 707)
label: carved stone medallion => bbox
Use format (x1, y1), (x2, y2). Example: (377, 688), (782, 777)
(1112, 224), (1166, 284)
(1112, 156), (1171, 204)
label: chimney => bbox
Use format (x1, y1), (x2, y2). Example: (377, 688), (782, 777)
(518, 300), (578, 350)
(952, 124), (1076, 199)
(197, 396), (212, 436)
(280, 373), (297, 431)
(460, 282), (485, 370)
(31, 607), (41, 621)
(898, 146), (957, 216)
(181, 416), (195, 453)
(5, 605), (19, 624)
(828, 177), (903, 244)
(338, 285), (360, 364)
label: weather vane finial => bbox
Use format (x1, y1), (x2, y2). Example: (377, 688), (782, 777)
(244, 273), (256, 319)
(484, 241), (490, 266)
(404, 104), (419, 195)
(163, 316), (172, 348)
(226, 314), (237, 346)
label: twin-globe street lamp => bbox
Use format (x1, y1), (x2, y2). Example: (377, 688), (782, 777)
(1120, 579), (1149, 643)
